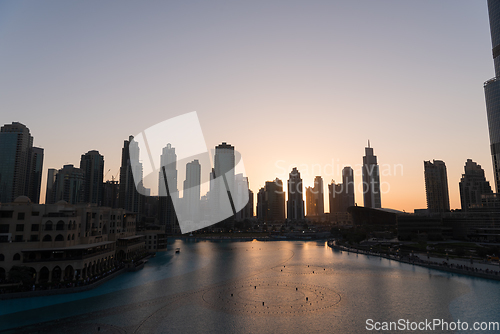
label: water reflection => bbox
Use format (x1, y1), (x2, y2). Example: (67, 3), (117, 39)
(0, 239), (498, 333)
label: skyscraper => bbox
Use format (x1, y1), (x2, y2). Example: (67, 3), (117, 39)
(182, 159), (201, 222)
(28, 146), (44, 204)
(287, 167), (304, 220)
(118, 136), (143, 214)
(212, 142), (236, 219)
(257, 178), (285, 222)
(485, 0), (500, 192)
(424, 160), (450, 213)
(342, 166), (355, 208)
(459, 159), (493, 211)
(234, 173), (253, 221)
(52, 164), (85, 204)
(362, 141), (381, 208)
(80, 150), (104, 205)
(328, 168), (355, 214)
(45, 168), (57, 204)
(0, 122), (43, 203)
(306, 176), (324, 217)
(158, 143), (178, 233)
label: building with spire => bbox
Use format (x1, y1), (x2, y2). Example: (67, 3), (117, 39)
(362, 141), (381, 208)
(118, 136), (143, 215)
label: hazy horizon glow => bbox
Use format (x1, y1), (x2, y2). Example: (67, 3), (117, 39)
(0, 1), (495, 213)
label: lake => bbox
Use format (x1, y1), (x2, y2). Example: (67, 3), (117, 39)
(1, 239), (499, 333)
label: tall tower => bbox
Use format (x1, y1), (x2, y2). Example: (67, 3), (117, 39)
(183, 159), (201, 222)
(212, 142), (236, 217)
(459, 159), (493, 211)
(424, 160), (450, 213)
(342, 166), (355, 208)
(118, 136), (143, 214)
(28, 146), (44, 204)
(52, 164), (85, 204)
(45, 168), (57, 204)
(362, 141), (381, 208)
(485, 0), (500, 193)
(306, 176), (324, 217)
(287, 167), (304, 220)
(159, 143), (178, 233)
(257, 178), (285, 222)
(80, 150), (104, 205)
(0, 122), (43, 203)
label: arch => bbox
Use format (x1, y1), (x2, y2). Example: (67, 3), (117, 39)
(28, 267), (36, 282)
(52, 266), (62, 281)
(55, 234), (64, 242)
(0, 267), (5, 280)
(13, 253), (21, 261)
(43, 234), (52, 242)
(56, 220), (64, 231)
(45, 221), (53, 231)
(39, 267), (49, 283)
(67, 234), (71, 241)
(64, 265), (74, 281)
(0, 254), (4, 261)
(117, 250), (126, 261)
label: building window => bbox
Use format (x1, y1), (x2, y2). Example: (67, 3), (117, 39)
(31, 224), (39, 231)
(30, 235), (39, 242)
(17, 212), (25, 220)
(13, 253), (21, 261)
(14, 235), (23, 242)
(16, 224), (24, 232)
(0, 254), (4, 261)
(0, 211), (13, 218)
(32, 211), (39, 216)
(0, 224), (9, 233)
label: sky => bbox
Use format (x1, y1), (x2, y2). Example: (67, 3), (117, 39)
(0, 0), (495, 213)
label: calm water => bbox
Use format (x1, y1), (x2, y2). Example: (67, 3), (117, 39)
(1, 239), (499, 333)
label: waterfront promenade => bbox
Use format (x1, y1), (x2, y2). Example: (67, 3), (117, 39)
(327, 240), (500, 281)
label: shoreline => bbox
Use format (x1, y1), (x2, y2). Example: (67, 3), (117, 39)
(327, 241), (500, 282)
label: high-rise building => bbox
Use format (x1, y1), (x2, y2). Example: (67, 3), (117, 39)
(459, 159), (493, 211)
(362, 141), (381, 208)
(257, 178), (285, 222)
(80, 150), (104, 205)
(328, 181), (344, 214)
(158, 143), (178, 233)
(212, 142), (236, 219)
(0, 122), (43, 203)
(342, 166), (355, 208)
(52, 164), (85, 204)
(45, 168), (57, 204)
(485, 0), (500, 193)
(118, 136), (143, 214)
(287, 167), (304, 220)
(102, 180), (119, 208)
(424, 160), (450, 213)
(306, 176), (324, 217)
(182, 159), (201, 222)
(28, 146), (44, 204)
(234, 173), (253, 221)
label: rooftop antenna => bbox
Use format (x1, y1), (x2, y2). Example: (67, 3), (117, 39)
(368, 139), (370, 148)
